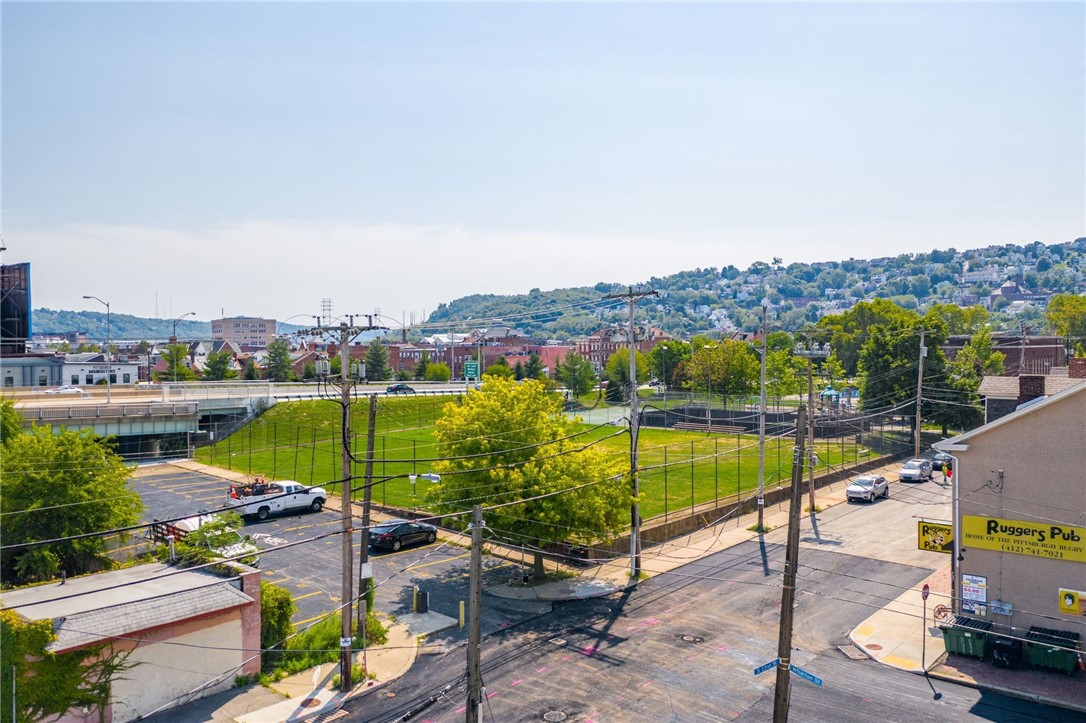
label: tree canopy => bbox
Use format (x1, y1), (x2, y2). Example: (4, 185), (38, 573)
(203, 349), (239, 381)
(264, 339), (294, 382)
(365, 340), (392, 381)
(1, 428), (144, 585)
(1046, 293), (1086, 338)
(554, 351), (596, 397)
(427, 377), (628, 578)
(154, 343), (197, 382)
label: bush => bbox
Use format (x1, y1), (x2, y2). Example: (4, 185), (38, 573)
(270, 611), (388, 678)
(260, 582), (296, 671)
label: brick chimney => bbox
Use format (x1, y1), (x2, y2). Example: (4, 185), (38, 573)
(1069, 358), (1086, 379)
(1017, 375), (1046, 405)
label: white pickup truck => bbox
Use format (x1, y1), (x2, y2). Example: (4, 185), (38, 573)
(228, 480), (327, 520)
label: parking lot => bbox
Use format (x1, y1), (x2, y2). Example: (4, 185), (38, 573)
(130, 465), (532, 634)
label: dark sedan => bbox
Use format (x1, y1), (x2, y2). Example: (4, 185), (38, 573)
(368, 519), (437, 551)
(932, 451), (954, 471)
(386, 384), (416, 394)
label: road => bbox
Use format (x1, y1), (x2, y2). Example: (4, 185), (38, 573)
(342, 476), (1069, 722)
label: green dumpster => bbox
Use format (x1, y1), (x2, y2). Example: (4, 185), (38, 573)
(1024, 627), (1081, 674)
(940, 616), (992, 659)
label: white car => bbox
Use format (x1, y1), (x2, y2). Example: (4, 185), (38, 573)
(44, 385), (83, 394)
(899, 459), (934, 482)
(846, 475), (889, 503)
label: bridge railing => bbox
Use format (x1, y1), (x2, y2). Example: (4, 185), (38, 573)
(22, 402), (199, 422)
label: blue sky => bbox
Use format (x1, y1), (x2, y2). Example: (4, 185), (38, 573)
(3, 2), (1083, 326)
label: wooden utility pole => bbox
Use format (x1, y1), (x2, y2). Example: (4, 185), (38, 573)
(358, 395), (378, 630)
(914, 328), (927, 458)
(602, 286), (658, 582)
(466, 505), (484, 723)
(773, 404), (808, 723)
(337, 323), (355, 692)
(757, 304), (768, 531)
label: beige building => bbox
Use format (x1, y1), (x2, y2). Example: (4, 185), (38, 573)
(935, 379), (1086, 645)
(2, 562), (261, 722)
(211, 316), (276, 348)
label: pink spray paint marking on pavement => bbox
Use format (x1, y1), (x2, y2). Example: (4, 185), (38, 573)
(582, 646), (598, 656)
(536, 667), (546, 673)
(511, 679), (524, 687)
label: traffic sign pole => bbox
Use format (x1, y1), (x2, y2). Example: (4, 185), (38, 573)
(921, 583), (930, 671)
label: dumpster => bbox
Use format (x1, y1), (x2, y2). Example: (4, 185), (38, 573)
(940, 616), (992, 659)
(1024, 627), (1080, 674)
(990, 636), (1022, 669)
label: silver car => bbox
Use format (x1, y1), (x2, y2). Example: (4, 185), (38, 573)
(846, 475), (889, 503)
(899, 459), (933, 482)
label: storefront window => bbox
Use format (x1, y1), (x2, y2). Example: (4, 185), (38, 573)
(123, 373), (131, 383)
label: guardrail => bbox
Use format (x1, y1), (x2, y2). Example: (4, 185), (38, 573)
(21, 402), (199, 422)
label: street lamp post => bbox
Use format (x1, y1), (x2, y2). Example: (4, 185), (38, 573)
(703, 343), (717, 434)
(170, 311), (196, 382)
(82, 295), (111, 403)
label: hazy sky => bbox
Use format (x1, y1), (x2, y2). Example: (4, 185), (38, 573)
(3, 2), (1083, 325)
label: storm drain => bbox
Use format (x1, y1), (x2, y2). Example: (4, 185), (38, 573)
(837, 644), (868, 660)
(549, 638), (567, 646)
(543, 711), (569, 722)
(678, 634), (704, 644)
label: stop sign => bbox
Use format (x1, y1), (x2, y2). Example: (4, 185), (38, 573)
(922, 583), (930, 601)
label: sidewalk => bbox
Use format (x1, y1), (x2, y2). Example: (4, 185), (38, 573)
(849, 565), (1086, 713)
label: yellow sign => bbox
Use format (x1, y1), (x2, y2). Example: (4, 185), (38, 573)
(1059, 589), (1083, 616)
(962, 515), (1086, 563)
(918, 521), (953, 554)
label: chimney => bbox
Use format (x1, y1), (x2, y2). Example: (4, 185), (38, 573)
(1017, 375), (1046, 406)
(1069, 358), (1086, 379)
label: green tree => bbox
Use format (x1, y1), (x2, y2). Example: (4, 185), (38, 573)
(365, 340), (391, 381)
(765, 348), (803, 408)
(243, 357), (261, 380)
(513, 360), (526, 381)
(1, 429), (144, 584)
(603, 348), (649, 403)
(413, 351), (430, 380)
(928, 303), (990, 336)
(523, 353), (545, 380)
(1, 398), (24, 448)
(686, 340), (759, 396)
(264, 339), (294, 382)
(260, 582), (297, 671)
(427, 377), (629, 579)
(823, 353), (847, 390)
(155, 343), (197, 382)
(554, 352), (596, 398)
(1045, 293), (1086, 338)
(203, 349), (239, 381)
(302, 361), (317, 380)
(818, 299), (918, 375)
(648, 341), (690, 389)
(484, 356), (514, 379)
(424, 362), (452, 382)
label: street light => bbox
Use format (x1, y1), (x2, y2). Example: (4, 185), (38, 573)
(702, 343), (717, 434)
(82, 295), (111, 403)
(795, 336), (831, 513)
(171, 312), (196, 382)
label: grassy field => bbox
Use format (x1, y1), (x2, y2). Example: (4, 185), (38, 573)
(196, 395), (881, 521)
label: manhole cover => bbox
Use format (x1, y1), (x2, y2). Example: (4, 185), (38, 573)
(543, 712), (568, 722)
(594, 605), (612, 614)
(837, 644), (868, 660)
(384, 691), (397, 698)
(865, 643), (883, 651)
(549, 638), (567, 646)
(679, 634), (703, 644)
(300, 698), (322, 709)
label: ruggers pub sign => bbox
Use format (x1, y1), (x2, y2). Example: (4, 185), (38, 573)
(962, 516), (1086, 563)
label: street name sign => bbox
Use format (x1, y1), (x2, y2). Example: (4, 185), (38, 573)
(753, 659), (779, 676)
(790, 664), (823, 686)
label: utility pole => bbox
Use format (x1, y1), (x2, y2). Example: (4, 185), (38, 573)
(602, 286), (658, 582)
(299, 316), (385, 693)
(357, 395), (378, 631)
(466, 505), (484, 723)
(795, 337), (829, 513)
(773, 404), (808, 723)
(757, 303), (768, 531)
(914, 328), (927, 458)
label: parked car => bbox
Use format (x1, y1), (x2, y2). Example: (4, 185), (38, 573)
(148, 512), (260, 564)
(899, 459), (933, 482)
(44, 385), (82, 394)
(932, 451), (954, 471)
(386, 384), (416, 394)
(846, 475), (889, 503)
(368, 519), (437, 551)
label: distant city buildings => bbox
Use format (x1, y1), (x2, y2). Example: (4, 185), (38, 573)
(211, 316), (276, 348)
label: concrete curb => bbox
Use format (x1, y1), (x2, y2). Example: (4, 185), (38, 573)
(926, 669), (1086, 715)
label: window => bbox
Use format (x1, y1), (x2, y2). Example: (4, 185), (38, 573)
(109, 372), (116, 384)
(38, 375), (47, 386)
(4, 377), (12, 387)
(123, 373), (131, 383)
(86, 375), (93, 385)
(72, 375), (79, 385)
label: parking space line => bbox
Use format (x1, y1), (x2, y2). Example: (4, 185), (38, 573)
(292, 591), (324, 602)
(410, 551), (471, 569)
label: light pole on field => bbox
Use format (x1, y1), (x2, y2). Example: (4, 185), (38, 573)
(82, 295), (111, 403)
(795, 336), (830, 513)
(171, 311), (196, 382)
